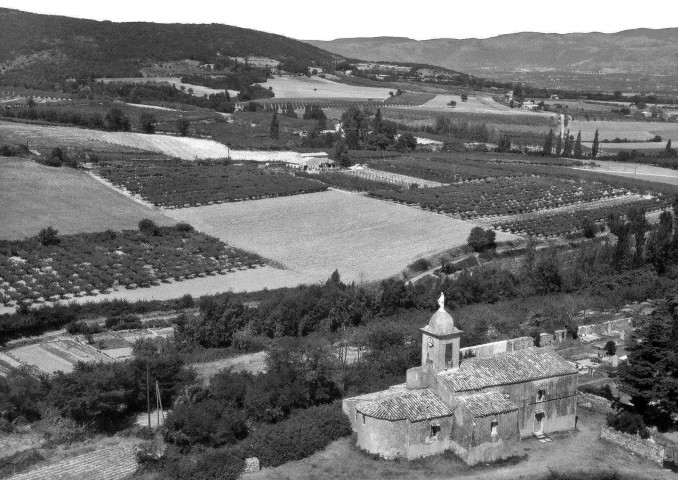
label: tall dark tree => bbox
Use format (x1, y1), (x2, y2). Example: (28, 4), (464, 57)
(340, 107), (369, 150)
(331, 139), (350, 167)
(543, 129), (554, 156)
(176, 118), (190, 137)
(139, 113), (156, 134)
(497, 135), (511, 153)
(573, 130), (583, 158)
(372, 107), (383, 135)
(562, 130), (572, 157)
(646, 211), (673, 273)
(591, 129), (600, 159)
(555, 133), (563, 157)
(618, 299), (678, 428)
(105, 108), (131, 132)
(269, 108), (279, 139)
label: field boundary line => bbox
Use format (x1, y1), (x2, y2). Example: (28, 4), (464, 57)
(88, 171), (161, 210)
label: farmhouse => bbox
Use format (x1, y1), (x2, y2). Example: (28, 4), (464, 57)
(343, 293), (578, 464)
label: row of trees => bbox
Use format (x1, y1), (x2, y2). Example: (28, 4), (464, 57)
(542, 129), (587, 158)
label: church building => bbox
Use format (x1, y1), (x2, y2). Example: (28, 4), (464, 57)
(342, 293), (578, 464)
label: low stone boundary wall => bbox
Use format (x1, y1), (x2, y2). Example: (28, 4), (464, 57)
(600, 425), (665, 465)
(460, 336), (534, 359)
(578, 318), (632, 338)
(578, 392), (613, 413)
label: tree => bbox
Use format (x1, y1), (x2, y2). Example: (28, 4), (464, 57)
(395, 133), (417, 152)
(467, 227), (496, 252)
(604, 340), (617, 356)
(592, 129), (600, 159)
(460, 93), (468, 102)
(176, 118), (190, 136)
(562, 130), (572, 157)
(26, 97), (36, 108)
(105, 108), (130, 132)
(372, 108), (383, 134)
(582, 217), (597, 238)
(555, 134), (563, 157)
(543, 129), (554, 156)
(139, 113), (156, 134)
(331, 139), (350, 167)
(340, 107), (368, 149)
(37, 226), (60, 246)
(138, 218), (159, 236)
(618, 299), (678, 428)
(269, 108), (279, 139)
(497, 135), (511, 153)
(573, 130), (583, 158)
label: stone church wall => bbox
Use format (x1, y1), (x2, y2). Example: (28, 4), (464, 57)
(354, 414), (408, 459)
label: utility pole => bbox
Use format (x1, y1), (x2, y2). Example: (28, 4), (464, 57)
(146, 363), (151, 429)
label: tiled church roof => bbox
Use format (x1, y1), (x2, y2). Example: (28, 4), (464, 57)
(456, 392), (518, 417)
(439, 347), (576, 392)
(356, 388), (454, 422)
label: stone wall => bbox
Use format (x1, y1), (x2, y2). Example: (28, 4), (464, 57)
(578, 392), (614, 414)
(600, 425), (665, 465)
(459, 336), (534, 359)
(578, 318), (633, 338)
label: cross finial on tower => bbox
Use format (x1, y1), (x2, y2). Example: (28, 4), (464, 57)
(438, 292), (445, 311)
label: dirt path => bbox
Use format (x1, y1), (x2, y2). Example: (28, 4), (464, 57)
(248, 409), (674, 480)
(193, 351), (268, 384)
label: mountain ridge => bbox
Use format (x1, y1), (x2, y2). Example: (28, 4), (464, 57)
(306, 29), (678, 74)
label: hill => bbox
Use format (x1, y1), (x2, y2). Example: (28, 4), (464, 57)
(307, 29), (678, 75)
(0, 8), (341, 89)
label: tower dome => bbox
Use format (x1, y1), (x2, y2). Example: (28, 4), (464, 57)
(423, 293), (456, 336)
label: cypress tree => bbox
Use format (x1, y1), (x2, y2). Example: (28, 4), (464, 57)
(562, 130), (571, 157)
(543, 129), (554, 156)
(270, 108), (279, 139)
(667, 139), (673, 155)
(555, 134), (562, 157)
(574, 131), (583, 159)
(373, 108), (383, 135)
(592, 129), (599, 159)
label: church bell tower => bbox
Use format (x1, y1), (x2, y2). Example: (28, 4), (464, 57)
(420, 293), (462, 372)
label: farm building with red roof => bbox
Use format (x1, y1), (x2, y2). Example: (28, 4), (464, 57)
(342, 293), (578, 464)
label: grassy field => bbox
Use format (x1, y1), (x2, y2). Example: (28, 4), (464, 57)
(261, 76), (392, 100)
(246, 409), (673, 480)
(99, 76), (239, 98)
(0, 121), (232, 160)
(165, 189), (517, 284)
(568, 119), (678, 143)
(574, 161), (678, 186)
(0, 158), (173, 240)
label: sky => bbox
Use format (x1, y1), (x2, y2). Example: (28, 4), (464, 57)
(0, 0), (675, 40)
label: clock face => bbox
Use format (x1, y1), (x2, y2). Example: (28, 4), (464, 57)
(427, 337), (434, 347)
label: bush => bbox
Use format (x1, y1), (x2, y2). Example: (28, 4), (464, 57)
(0, 449), (44, 478)
(66, 321), (103, 335)
(408, 258), (431, 273)
(467, 226), (496, 252)
(139, 218), (160, 236)
(36, 226), (60, 246)
(105, 314), (142, 330)
(606, 411), (650, 439)
(243, 403), (351, 467)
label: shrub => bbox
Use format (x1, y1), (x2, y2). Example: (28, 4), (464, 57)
(105, 314), (142, 330)
(606, 411), (650, 439)
(243, 403), (351, 468)
(0, 449), (44, 478)
(139, 218), (160, 236)
(66, 321), (103, 335)
(467, 227), (496, 252)
(408, 258), (431, 273)
(36, 226), (60, 246)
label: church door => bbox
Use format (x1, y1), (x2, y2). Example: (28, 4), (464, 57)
(534, 411), (545, 434)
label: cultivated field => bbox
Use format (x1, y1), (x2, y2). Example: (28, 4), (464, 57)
(574, 161), (678, 186)
(99, 76), (239, 98)
(568, 119), (678, 142)
(0, 158), (173, 240)
(261, 76), (392, 100)
(165, 190), (517, 284)
(0, 121), (327, 163)
(414, 94), (552, 116)
(193, 351), (268, 384)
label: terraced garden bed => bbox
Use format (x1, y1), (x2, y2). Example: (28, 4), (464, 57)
(0, 225), (264, 307)
(96, 161), (327, 207)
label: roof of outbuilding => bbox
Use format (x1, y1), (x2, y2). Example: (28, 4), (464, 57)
(356, 388), (454, 422)
(439, 347), (577, 392)
(456, 392), (518, 418)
